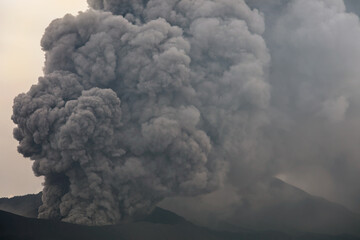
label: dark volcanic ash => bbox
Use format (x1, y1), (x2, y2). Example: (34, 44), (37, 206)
(12, 0), (270, 225)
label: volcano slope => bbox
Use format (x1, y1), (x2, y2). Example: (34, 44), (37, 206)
(1, 190), (360, 240)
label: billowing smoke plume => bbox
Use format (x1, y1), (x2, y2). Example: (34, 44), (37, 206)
(159, 1), (360, 226)
(12, 0), (269, 225)
(246, 0), (360, 212)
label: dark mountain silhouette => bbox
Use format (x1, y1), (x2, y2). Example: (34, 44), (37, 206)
(160, 178), (360, 236)
(1, 180), (360, 239)
(0, 193), (42, 218)
(225, 179), (360, 235)
(1, 209), (360, 240)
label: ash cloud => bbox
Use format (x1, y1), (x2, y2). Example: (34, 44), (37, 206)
(12, 0), (360, 227)
(12, 0), (269, 225)
(160, 0), (360, 224)
(248, 0), (360, 212)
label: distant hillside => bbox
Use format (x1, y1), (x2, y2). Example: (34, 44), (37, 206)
(1, 180), (360, 238)
(160, 178), (360, 236)
(0, 193), (41, 218)
(1, 209), (359, 240)
(226, 179), (360, 236)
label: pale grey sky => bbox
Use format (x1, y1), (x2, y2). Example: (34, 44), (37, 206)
(0, 0), (88, 197)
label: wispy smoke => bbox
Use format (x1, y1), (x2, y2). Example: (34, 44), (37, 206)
(12, 0), (269, 225)
(247, 0), (360, 212)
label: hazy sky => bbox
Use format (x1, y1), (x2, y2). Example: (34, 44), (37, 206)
(0, 0), (88, 197)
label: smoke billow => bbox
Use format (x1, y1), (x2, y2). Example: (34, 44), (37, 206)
(12, 0), (269, 225)
(158, 0), (360, 226)
(13, 0), (360, 227)
(246, 0), (360, 212)
(172, 0), (360, 221)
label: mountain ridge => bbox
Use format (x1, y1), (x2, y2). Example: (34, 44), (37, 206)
(160, 178), (360, 236)
(1, 179), (360, 239)
(1, 209), (360, 240)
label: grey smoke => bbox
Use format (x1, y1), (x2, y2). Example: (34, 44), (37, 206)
(171, 0), (360, 221)
(160, 0), (360, 225)
(12, 0), (269, 225)
(248, 0), (360, 212)
(12, 0), (360, 227)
